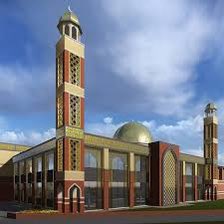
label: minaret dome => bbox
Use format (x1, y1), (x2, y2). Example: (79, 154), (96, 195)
(204, 102), (217, 117)
(57, 7), (82, 41)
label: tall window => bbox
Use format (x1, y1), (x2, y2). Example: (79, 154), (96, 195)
(65, 25), (69, 36)
(197, 164), (204, 200)
(46, 152), (54, 207)
(72, 26), (77, 40)
(14, 163), (19, 201)
(19, 161), (25, 202)
(84, 148), (102, 210)
(26, 159), (32, 203)
(35, 157), (42, 206)
(179, 161), (183, 202)
(110, 152), (128, 208)
(185, 163), (194, 201)
(135, 155), (148, 205)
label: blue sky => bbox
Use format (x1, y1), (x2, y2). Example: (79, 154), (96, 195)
(1, 0), (224, 163)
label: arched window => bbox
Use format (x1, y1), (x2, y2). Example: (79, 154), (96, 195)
(112, 156), (125, 170)
(72, 26), (77, 40)
(65, 25), (69, 36)
(85, 151), (97, 168)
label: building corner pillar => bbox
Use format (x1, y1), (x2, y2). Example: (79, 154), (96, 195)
(194, 163), (198, 201)
(182, 161), (186, 202)
(102, 148), (110, 210)
(32, 157), (36, 206)
(129, 152), (135, 207)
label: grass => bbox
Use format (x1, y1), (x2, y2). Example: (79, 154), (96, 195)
(20, 209), (58, 214)
(125, 200), (224, 212)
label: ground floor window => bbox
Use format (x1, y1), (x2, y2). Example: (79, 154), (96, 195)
(84, 182), (102, 210)
(185, 163), (194, 201)
(109, 151), (128, 208)
(110, 184), (128, 208)
(135, 183), (147, 205)
(197, 178), (204, 200)
(197, 165), (204, 200)
(135, 155), (148, 206)
(20, 184), (25, 202)
(27, 183), (32, 203)
(15, 183), (19, 200)
(36, 182), (42, 206)
(46, 182), (54, 207)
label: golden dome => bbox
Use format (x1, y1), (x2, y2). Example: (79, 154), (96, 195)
(113, 122), (153, 144)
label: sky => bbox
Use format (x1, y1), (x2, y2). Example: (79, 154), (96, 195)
(1, 0), (224, 163)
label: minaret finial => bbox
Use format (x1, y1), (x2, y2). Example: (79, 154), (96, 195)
(68, 5), (72, 12)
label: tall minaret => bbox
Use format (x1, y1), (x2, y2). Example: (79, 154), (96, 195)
(55, 8), (85, 213)
(204, 103), (218, 200)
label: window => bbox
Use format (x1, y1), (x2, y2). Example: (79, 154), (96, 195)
(135, 155), (148, 206)
(72, 26), (77, 40)
(185, 163), (194, 201)
(84, 148), (102, 210)
(46, 153), (54, 170)
(109, 152), (128, 208)
(65, 25), (69, 36)
(197, 165), (204, 200)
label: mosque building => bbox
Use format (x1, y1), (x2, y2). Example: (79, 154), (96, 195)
(0, 8), (224, 214)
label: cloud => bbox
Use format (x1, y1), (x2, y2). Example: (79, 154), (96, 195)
(86, 115), (204, 158)
(219, 152), (224, 166)
(0, 128), (55, 146)
(100, 0), (218, 116)
(86, 111), (224, 164)
(86, 118), (126, 138)
(103, 117), (113, 124)
(0, 64), (55, 114)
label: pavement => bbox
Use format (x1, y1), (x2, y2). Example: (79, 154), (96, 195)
(0, 202), (224, 224)
(0, 210), (223, 224)
(0, 201), (31, 212)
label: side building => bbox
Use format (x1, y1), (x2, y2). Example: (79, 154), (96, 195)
(0, 142), (30, 201)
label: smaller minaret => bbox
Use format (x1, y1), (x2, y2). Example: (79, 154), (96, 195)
(204, 103), (218, 200)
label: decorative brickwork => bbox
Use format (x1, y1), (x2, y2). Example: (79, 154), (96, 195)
(57, 95), (64, 128)
(57, 139), (64, 171)
(57, 54), (64, 87)
(70, 95), (81, 127)
(70, 139), (81, 171)
(163, 150), (176, 206)
(70, 53), (80, 86)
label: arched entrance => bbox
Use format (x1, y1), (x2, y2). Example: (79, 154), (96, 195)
(162, 150), (177, 206)
(69, 184), (81, 213)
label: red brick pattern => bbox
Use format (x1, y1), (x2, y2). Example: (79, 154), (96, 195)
(80, 58), (85, 88)
(64, 51), (70, 82)
(182, 175), (186, 202)
(63, 92), (70, 126)
(129, 171), (135, 207)
(194, 176), (197, 201)
(102, 169), (110, 209)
